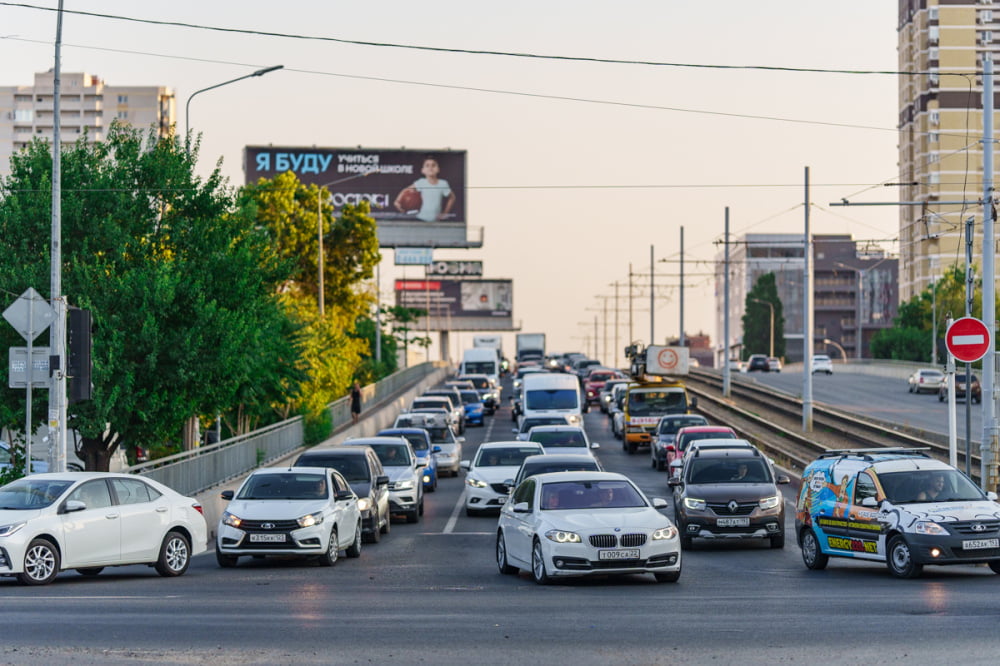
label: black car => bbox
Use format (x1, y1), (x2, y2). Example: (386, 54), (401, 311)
(746, 354), (770, 372)
(938, 373), (981, 404)
(509, 453), (604, 490)
(668, 446), (790, 550)
(295, 446), (391, 543)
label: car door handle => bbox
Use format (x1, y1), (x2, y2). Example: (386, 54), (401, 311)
(105, 513), (120, 520)
(156, 507), (168, 513)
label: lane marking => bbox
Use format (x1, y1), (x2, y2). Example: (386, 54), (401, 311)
(443, 487), (467, 534)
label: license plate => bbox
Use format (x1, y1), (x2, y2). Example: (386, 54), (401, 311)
(598, 549), (640, 560)
(249, 533), (286, 543)
(962, 538), (1000, 550)
(497, 496), (506, 504)
(717, 517), (750, 527)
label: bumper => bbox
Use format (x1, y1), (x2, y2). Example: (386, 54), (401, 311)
(680, 510), (784, 541)
(906, 533), (1000, 565)
(543, 541), (681, 578)
(217, 523), (329, 557)
(626, 431), (653, 445)
(434, 454), (460, 473)
(466, 486), (508, 511)
(389, 489), (419, 513)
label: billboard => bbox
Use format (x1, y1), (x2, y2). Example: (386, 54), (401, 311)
(244, 146), (467, 248)
(425, 260), (483, 278)
(395, 279), (512, 318)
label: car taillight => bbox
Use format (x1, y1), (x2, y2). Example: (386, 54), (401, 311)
(192, 502), (204, 515)
(919, 378), (924, 384)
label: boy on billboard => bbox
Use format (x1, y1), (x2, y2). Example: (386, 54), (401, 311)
(394, 155), (456, 222)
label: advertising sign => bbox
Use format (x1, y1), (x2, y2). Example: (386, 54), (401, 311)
(425, 260), (483, 278)
(645, 345), (689, 376)
(395, 279), (512, 318)
(395, 248), (434, 266)
(244, 146), (467, 247)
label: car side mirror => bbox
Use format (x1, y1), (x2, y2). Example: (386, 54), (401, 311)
(460, 460), (471, 471)
(416, 461), (427, 468)
(512, 428), (519, 434)
(220, 490), (234, 501)
(432, 446), (442, 453)
(335, 490), (354, 502)
(665, 445), (676, 453)
(512, 502), (531, 513)
(458, 436), (466, 443)
(591, 442), (600, 449)
(62, 499), (87, 513)
(989, 491), (999, 502)
(651, 497), (668, 509)
(776, 475), (791, 485)
(376, 475), (389, 487)
(861, 496), (878, 508)
(668, 477), (682, 487)
(502, 479), (514, 492)
(690, 396), (698, 409)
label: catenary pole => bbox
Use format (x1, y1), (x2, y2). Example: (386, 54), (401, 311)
(49, 0), (68, 473)
(981, 55), (997, 491)
(680, 227), (686, 347)
(723, 207), (731, 398)
(803, 166), (813, 432)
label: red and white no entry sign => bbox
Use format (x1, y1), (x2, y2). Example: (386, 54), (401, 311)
(945, 317), (992, 363)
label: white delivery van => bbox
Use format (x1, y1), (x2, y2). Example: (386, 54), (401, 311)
(519, 372), (583, 428)
(460, 348), (500, 385)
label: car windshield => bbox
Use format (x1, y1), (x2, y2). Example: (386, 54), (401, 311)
(686, 459), (771, 484)
(519, 417), (568, 434)
(530, 431), (586, 448)
(540, 480), (645, 510)
(519, 462), (599, 482)
(460, 391), (480, 404)
(0, 478), (73, 509)
(368, 444), (412, 466)
(464, 362), (496, 375)
(678, 431), (735, 451)
(462, 377), (490, 389)
(476, 447), (540, 467)
(238, 473), (329, 500)
(298, 455), (370, 483)
(878, 470), (985, 503)
(425, 427), (455, 445)
(524, 388), (578, 410)
(627, 390), (686, 415)
(399, 433), (429, 452)
(659, 416), (708, 435)
(956, 374), (978, 383)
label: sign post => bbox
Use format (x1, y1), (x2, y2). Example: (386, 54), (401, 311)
(946, 317), (991, 471)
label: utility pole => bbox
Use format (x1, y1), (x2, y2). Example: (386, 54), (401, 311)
(650, 245), (655, 344)
(803, 166), (813, 432)
(981, 54), (997, 492)
(613, 281), (620, 370)
(723, 207), (731, 398)
(679, 227), (685, 347)
(628, 262), (634, 345)
(49, 1), (68, 472)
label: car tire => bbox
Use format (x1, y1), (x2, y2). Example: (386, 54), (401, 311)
(364, 511), (381, 544)
(975, 396), (982, 404)
(938, 393), (945, 402)
(406, 508), (419, 524)
(215, 548), (239, 568)
(531, 539), (551, 585)
(18, 538), (60, 585)
(656, 459), (666, 472)
(654, 570), (680, 583)
(887, 535), (923, 579)
(154, 531), (191, 577)
(496, 532), (518, 575)
(419, 496), (425, 516)
(76, 567), (104, 577)
(680, 535), (693, 551)
(769, 533), (786, 549)
(627, 442), (637, 455)
(318, 528), (339, 567)
(381, 511), (391, 535)
(466, 507), (481, 517)
(346, 522), (363, 558)
(800, 529), (828, 570)
(988, 561), (1000, 575)
(427, 478), (437, 493)
(651, 457), (657, 469)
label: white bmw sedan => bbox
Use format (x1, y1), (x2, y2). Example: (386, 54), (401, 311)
(216, 467), (362, 567)
(0, 472), (207, 585)
(496, 471), (681, 584)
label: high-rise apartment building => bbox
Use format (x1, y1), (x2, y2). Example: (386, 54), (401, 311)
(898, 1), (998, 301)
(0, 70), (174, 175)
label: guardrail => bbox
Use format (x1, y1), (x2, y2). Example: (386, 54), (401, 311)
(130, 361), (446, 496)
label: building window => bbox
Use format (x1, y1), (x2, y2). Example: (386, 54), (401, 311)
(929, 110), (940, 125)
(929, 26), (939, 44)
(116, 111), (128, 119)
(14, 109), (33, 122)
(929, 47), (939, 60)
(982, 31), (994, 44)
(929, 132), (939, 143)
(982, 9), (994, 24)
(929, 7), (938, 21)
(117, 95), (128, 104)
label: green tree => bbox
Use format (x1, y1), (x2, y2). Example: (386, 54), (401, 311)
(384, 306), (431, 367)
(741, 273), (785, 359)
(352, 312), (400, 384)
(0, 125), (300, 469)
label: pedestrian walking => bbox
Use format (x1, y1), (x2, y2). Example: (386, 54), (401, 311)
(351, 381), (362, 425)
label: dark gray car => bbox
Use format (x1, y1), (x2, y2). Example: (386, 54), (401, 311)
(296, 446), (390, 543)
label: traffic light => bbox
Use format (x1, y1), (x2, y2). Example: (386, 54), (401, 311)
(68, 307), (92, 403)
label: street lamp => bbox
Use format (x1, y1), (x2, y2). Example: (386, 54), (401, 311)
(184, 65), (283, 151)
(750, 298), (775, 358)
(823, 338), (848, 362)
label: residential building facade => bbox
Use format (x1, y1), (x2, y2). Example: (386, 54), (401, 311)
(0, 70), (174, 175)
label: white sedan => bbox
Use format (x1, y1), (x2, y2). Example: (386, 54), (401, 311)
(0, 472), (207, 585)
(496, 471), (681, 584)
(460, 441), (543, 516)
(216, 467), (362, 567)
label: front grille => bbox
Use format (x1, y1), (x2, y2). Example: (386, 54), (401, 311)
(589, 534), (617, 548)
(620, 533), (647, 547)
(953, 547), (1000, 559)
(949, 520), (1000, 536)
(589, 559), (649, 570)
(707, 501), (757, 516)
(490, 483), (510, 494)
(240, 519), (300, 530)
(239, 535), (303, 549)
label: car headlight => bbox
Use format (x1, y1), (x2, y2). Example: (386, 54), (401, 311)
(394, 480), (415, 491)
(357, 497), (372, 512)
(758, 495), (781, 510)
(651, 525), (678, 540)
(297, 511), (325, 528)
(466, 477), (488, 489)
(915, 520), (948, 535)
(545, 530), (581, 543)
(566, 414), (581, 426)
(221, 511), (243, 528)
(683, 497), (706, 511)
(0, 521), (26, 537)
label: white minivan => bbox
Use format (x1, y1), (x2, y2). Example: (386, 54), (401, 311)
(460, 348), (500, 385)
(519, 372), (583, 428)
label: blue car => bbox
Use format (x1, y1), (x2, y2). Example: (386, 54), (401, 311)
(459, 390), (486, 427)
(378, 428), (440, 492)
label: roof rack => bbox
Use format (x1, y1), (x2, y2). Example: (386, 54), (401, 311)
(694, 444), (761, 457)
(817, 447), (931, 461)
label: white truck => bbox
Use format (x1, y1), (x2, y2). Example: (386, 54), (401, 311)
(515, 333), (546, 364)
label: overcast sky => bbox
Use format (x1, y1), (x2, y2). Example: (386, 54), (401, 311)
(1, 1), (901, 365)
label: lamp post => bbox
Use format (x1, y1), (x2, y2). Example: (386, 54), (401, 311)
(184, 65), (283, 151)
(750, 298), (775, 358)
(823, 338), (848, 363)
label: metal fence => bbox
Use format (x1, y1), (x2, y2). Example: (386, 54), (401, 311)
(129, 361), (444, 496)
